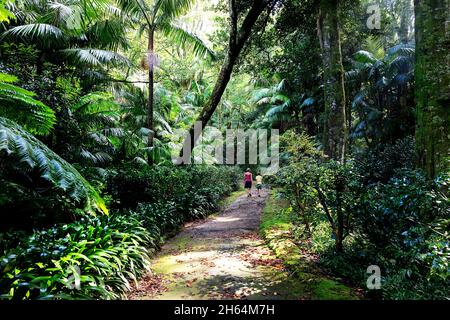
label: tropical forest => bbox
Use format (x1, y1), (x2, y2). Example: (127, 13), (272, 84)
(0, 0), (449, 302)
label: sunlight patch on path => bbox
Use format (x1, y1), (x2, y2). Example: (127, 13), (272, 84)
(130, 189), (318, 300)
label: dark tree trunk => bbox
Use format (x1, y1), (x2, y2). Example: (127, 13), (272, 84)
(415, 0), (450, 178)
(317, 0), (347, 163)
(178, 0), (274, 163)
(147, 29), (155, 165)
(335, 176), (345, 253)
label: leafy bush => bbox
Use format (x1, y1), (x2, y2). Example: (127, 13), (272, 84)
(277, 130), (449, 299)
(108, 164), (240, 218)
(313, 171), (450, 299)
(309, 221), (335, 253)
(353, 170), (449, 250)
(354, 137), (415, 184)
(0, 164), (241, 300)
(132, 201), (180, 240)
(276, 131), (362, 251)
(0, 215), (151, 300)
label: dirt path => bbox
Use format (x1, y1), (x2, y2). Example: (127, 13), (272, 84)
(130, 189), (354, 300)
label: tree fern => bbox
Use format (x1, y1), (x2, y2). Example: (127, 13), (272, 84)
(69, 92), (122, 166)
(251, 79), (294, 124)
(0, 117), (108, 215)
(0, 72), (56, 135)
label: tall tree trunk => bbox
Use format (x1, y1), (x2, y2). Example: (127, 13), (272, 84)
(147, 29), (155, 165)
(178, 0), (274, 163)
(415, 0), (450, 178)
(317, 0), (347, 163)
(399, 0), (413, 44)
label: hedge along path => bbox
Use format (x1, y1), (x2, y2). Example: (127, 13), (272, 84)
(129, 189), (359, 300)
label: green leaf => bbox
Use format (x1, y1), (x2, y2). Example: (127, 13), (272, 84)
(0, 117), (108, 215)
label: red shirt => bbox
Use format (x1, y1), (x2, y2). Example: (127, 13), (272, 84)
(244, 172), (253, 182)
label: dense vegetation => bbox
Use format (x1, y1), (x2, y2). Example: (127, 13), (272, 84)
(0, 0), (448, 300)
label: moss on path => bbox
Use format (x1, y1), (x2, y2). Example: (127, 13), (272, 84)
(130, 189), (359, 300)
(260, 192), (360, 300)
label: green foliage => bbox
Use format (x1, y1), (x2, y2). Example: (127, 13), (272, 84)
(108, 164), (241, 217)
(0, 73), (56, 135)
(354, 137), (415, 184)
(0, 117), (108, 215)
(277, 129), (449, 299)
(0, 162), (241, 300)
(159, 22), (216, 60)
(62, 49), (130, 68)
(346, 41), (415, 144)
(69, 92), (123, 166)
(277, 130), (361, 250)
(1, 0), (131, 82)
(132, 201), (180, 239)
(0, 215), (151, 299)
(0, 0), (15, 22)
(353, 171), (450, 289)
(354, 170), (449, 249)
(117, 0), (213, 60)
(309, 221), (335, 253)
(0, 0), (447, 302)
(286, 167), (450, 299)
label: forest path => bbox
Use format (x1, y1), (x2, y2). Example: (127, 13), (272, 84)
(130, 189), (311, 300)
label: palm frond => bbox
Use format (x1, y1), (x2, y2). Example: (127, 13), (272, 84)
(387, 43), (415, 58)
(353, 50), (377, 64)
(0, 117), (108, 215)
(159, 22), (215, 60)
(48, 1), (75, 23)
(266, 101), (291, 121)
(73, 92), (119, 115)
(154, 111), (173, 134)
(251, 88), (272, 104)
(1, 23), (66, 47)
(79, 147), (113, 165)
(352, 89), (370, 109)
(116, 0), (150, 20)
(85, 18), (130, 50)
(62, 48), (131, 67)
(155, 0), (194, 20)
(276, 79), (288, 92)
(0, 76), (56, 135)
(299, 97), (315, 110)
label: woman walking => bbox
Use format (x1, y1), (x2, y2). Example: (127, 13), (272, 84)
(244, 168), (253, 197)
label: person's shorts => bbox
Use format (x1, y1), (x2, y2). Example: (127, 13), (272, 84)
(256, 184), (262, 190)
(245, 181), (252, 189)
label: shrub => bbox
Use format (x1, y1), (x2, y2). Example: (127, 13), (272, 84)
(353, 170), (449, 258)
(277, 157), (362, 252)
(320, 171), (450, 299)
(0, 215), (152, 300)
(277, 130), (449, 299)
(107, 164), (240, 220)
(354, 137), (415, 184)
(131, 201), (180, 240)
(0, 164), (241, 300)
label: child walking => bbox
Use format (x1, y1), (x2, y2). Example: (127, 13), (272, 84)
(255, 173), (263, 197)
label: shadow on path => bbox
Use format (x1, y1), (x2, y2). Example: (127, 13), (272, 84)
(130, 189), (356, 300)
